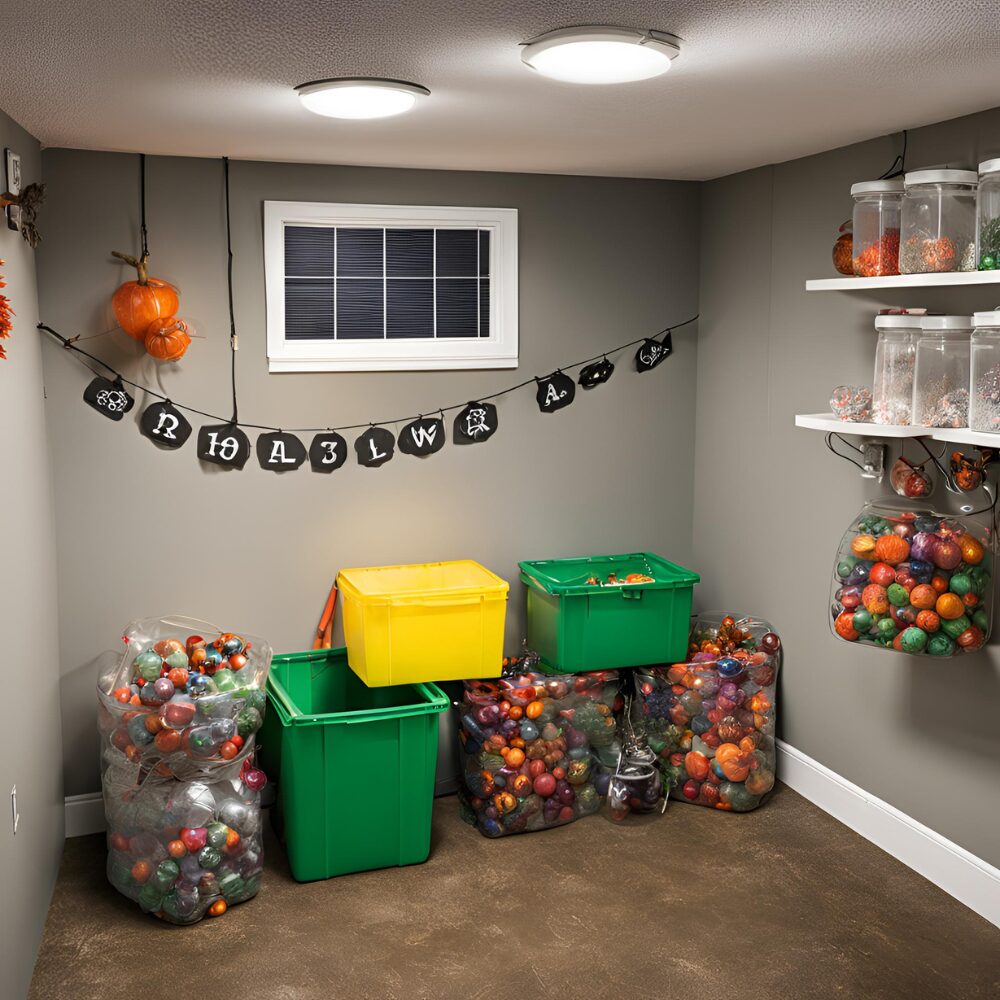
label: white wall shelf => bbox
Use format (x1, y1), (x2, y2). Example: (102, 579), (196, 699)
(805, 271), (1000, 292)
(795, 413), (1000, 449)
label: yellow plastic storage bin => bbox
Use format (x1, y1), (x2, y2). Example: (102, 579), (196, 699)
(337, 560), (509, 687)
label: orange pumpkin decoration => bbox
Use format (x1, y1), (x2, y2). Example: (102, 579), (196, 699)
(111, 250), (179, 340)
(873, 533), (910, 566)
(909, 584), (937, 610)
(144, 317), (192, 361)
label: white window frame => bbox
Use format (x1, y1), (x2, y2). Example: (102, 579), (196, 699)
(264, 201), (518, 372)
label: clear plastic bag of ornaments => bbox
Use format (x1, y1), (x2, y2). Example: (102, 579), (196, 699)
(96, 616), (272, 772)
(457, 659), (622, 837)
(102, 753), (266, 924)
(830, 499), (993, 655)
(633, 613), (780, 812)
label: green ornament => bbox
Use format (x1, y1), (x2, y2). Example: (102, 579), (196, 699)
(941, 614), (971, 639)
(973, 608), (989, 631)
(236, 706), (263, 738)
(213, 670), (237, 693)
(852, 608), (874, 632)
(886, 583), (908, 607)
(927, 634), (956, 656)
(949, 573), (972, 597)
(152, 859), (179, 892)
(164, 650), (188, 670)
(980, 254), (996, 270)
(899, 626), (928, 653)
(837, 559), (857, 578)
(206, 821), (229, 848)
(876, 617), (899, 640)
(198, 846), (222, 869)
(244, 689), (266, 712)
(137, 884), (164, 913)
(134, 649), (163, 683)
(218, 870), (246, 902)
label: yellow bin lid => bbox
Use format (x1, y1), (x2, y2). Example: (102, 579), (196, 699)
(337, 560), (509, 604)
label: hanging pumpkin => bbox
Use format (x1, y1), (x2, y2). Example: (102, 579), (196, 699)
(110, 250), (179, 340)
(144, 316), (192, 362)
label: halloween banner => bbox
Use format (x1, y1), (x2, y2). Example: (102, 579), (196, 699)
(38, 315), (696, 475)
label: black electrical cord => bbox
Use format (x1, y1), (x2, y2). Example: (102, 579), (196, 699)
(38, 315), (697, 434)
(223, 156), (238, 425)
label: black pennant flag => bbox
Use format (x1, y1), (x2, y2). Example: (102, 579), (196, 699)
(453, 401), (497, 444)
(635, 331), (673, 373)
(355, 426), (395, 468)
(257, 431), (307, 472)
(398, 416), (445, 457)
(535, 371), (575, 413)
(84, 377), (134, 421)
(309, 432), (348, 473)
(197, 423), (251, 469)
(140, 400), (191, 448)
(579, 357), (614, 389)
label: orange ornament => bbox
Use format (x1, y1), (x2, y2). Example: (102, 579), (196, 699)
(154, 728), (182, 753)
(144, 316), (192, 361)
(208, 899), (228, 917)
(909, 584), (937, 610)
(935, 592), (965, 620)
(505, 747), (526, 768)
(111, 251), (179, 340)
(131, 860), (151, 883)
(874, 534), (910, 566)
(525, 700), (544, 720)
(958, 534), (984, 566)
(851, 534), (877, 556)
(834, 613), (859, 641)
(930, 575), (950, 594)
(861, 584), (889, 615)
(112, 687), (131, 703)
(915, 610), (940, 633)
(508, 705), (523, 721)
(167, 839), (187, 858)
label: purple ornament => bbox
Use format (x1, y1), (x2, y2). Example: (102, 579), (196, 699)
(152, 677), (174, 702)
(909, 531), (936, 563)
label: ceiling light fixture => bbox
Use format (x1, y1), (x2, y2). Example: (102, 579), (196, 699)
(521, 26), (679, 85)
(296, 78), (430, 119)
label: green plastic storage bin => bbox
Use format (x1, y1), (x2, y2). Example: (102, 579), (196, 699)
(259, 647), (448, 882)
(519, 552), (700, 672)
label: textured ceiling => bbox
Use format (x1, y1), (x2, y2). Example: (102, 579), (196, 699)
(2, 1), (1000, 179)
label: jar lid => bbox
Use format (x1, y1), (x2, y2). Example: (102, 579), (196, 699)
(978, 158), (1000, 176)
(973, 310), (1000, 326)
(904, 168), (978, 188)
(874, 314), (923, 330)
(920, 315), (974, 331)
(851, 178), (904, 197)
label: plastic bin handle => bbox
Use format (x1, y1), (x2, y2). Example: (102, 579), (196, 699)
(621, 588), (644, 601)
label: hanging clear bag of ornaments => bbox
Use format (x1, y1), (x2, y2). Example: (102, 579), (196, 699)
(830, 493), (995, 656)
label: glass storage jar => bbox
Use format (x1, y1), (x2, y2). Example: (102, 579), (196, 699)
(872, 314), (921, 425)
(976, 159), (1000, 269)
(899, 169), (977, 273)
(851, 179), (903, 276)
(912, 316), (973, 428)
(969, 311), (1000, 432)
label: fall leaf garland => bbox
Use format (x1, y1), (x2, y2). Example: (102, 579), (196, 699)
(0, 259), (13, 360)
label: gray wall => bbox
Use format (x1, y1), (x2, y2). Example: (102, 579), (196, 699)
(36, 150), (701, 798)
(0, 112), (63, 1000)
(695, 107), (1000, 868)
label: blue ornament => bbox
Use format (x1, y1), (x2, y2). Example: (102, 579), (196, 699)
(187, 673), (215, 698)
(593, 771), (611, 796)
(909, 558), (933, 582)
(716, 658), (744, 679)
(691, 714), (712, 735)
(203, 648), (224, 669)
(222, 636), (244, 657)
(519, 721), (539, 741)
(464, 739), (481, 756)
(127, 714), (154, 746)
(480, 816), (504, 838)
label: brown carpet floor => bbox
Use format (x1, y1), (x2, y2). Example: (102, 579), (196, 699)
(28, 784), (1000, 1000)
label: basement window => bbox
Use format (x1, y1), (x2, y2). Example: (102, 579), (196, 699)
(264, 202), (519, 371)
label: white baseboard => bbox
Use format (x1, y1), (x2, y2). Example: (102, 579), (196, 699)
(777, 739), (1000, 929)
(64, 792), (105, 838)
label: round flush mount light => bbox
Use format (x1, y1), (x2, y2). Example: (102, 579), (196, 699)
(296, 78), (430, 119)
(520, 26), (680, 84)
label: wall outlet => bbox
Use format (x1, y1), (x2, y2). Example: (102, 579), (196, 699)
(10, 785), (19, 834)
